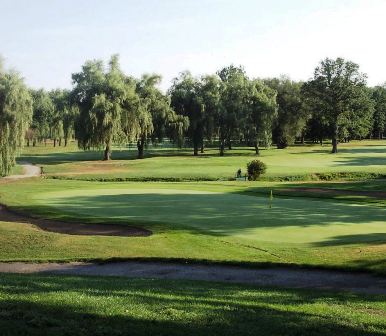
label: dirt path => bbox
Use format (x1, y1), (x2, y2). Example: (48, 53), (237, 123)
(0, 261), (385, 294)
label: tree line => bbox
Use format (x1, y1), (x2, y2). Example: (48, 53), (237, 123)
(1, 55), (385, 175)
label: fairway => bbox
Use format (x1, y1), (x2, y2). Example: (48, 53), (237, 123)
(34, 184), (386, 244)
(19, 141), (386, 181)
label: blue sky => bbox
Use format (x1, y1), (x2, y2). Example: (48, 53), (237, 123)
(1, 0), (385, 90)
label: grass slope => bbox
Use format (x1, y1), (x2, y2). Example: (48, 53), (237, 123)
(0, 274), (385, 336)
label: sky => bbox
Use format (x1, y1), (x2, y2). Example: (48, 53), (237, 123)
(0, 0), (385, 91)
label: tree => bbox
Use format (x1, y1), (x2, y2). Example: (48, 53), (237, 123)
(371, 84), (386, 139)
(199, 75), (222, 152)
(134, 74), (189, 158)
(243, 80), (278, 155)
(0, 66), (33, 176)
(217, 65), (249, 155)
(62, 105), (78, 146)
(31, 89), (54, 145)
(346, 86), (374, 141)
(72, 55), (125, 160)
(264, 77), (309, 148)
(303, 58), (374, 153)
(169, 72), (204, 156)
(50, 89), (77, 147)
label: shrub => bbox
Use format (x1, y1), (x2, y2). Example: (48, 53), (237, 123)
(247, 160), (267, 181)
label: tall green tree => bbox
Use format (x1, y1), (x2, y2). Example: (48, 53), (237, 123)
(199, 74), (222, 152)
(31, 89), (54, 145)
(0, 67), (33, 176)
(72, 55), (125, 160)
(134, 74), (189, 158)
(303, 58), (374, 153)
(242, 80), (278, 155)
(50, 89), (69, 146)
(169, 72), (204, 156)
(217, 65), (249, 155)
(371, 84), (386, 139)
(264, 77), (309, 148)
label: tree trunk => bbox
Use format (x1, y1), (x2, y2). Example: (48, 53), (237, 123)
(254, 141), (260, 156)
(137, 139), (145, 159)
(27, 139), (30, 147)
(53, 139), (56, 147)
(331, 124), (339, 153)
(193, 141), (199, 156)
(103, 143), (111, 161)
(193, 146), (198, 156)
(219, 141), (225, 156)
(59, 138), (62, 146)
(200, 143), (204, 154)
(227, 139), (232, 150)
(64, 138), (68, 147)
(33, 140), (36, 147)
(319, 137), (323, 146)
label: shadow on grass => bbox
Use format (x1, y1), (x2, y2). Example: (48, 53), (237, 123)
(17, 192), (386, 237)
(336, 156), (386, 166)
(18, 146), (263, 166)
(0, 274), (384, 336)
(291, 145), (386, 155)
(313, 233), (386, 247)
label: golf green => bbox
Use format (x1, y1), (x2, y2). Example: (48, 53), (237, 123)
(34, 186), (386, 245)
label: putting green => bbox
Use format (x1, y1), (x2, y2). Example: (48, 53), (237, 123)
(34, 187), (386, 244)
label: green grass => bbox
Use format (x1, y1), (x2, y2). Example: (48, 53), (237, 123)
(9, 164), (23, 175)
(1, 179), (385, 274)
(19, 140), (386, 181)
(0, 274), (385, 336)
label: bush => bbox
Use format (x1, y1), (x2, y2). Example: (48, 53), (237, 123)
(247, 160), (267, 181)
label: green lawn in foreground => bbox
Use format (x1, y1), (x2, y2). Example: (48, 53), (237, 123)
(0, 274), (385, 336)
(1, 179), (385, 273)
(19, 140), (386, 181)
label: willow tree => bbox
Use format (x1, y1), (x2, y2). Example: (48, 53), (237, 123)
(199, 74), (222, 152)
(72, 55), (125, 160)
(243, 80), (278, 155)
(31, 89), (54, 145)
(0, 68), (33, 176)
(133, 74), (188, 158)
(217, 65), (249, 155)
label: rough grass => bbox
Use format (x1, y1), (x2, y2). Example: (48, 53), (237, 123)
(0, 274), (385, 336)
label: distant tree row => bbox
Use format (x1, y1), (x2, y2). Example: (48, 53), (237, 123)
(1, 55), (386, 175)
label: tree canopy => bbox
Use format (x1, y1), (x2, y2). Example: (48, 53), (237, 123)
(303, 58), (374, 153)
(0, 66), (33, 176)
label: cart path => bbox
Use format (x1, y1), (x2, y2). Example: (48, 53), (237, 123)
(3, 162), (41, 180)
(0, 261), (385, 295)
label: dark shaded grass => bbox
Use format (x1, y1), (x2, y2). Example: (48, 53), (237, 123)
(0, 274), (385, 336)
